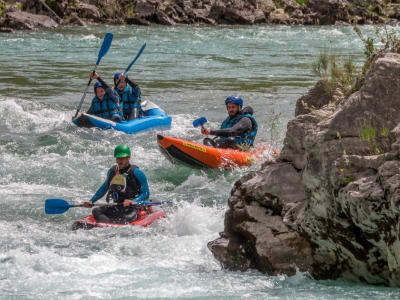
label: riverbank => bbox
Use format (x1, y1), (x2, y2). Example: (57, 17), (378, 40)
(1, 0), (400, 32)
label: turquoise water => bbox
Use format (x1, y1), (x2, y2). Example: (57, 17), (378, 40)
(1, 25), (400, 299)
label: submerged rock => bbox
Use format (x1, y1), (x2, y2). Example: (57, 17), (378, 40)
(209, 52), (400, 286)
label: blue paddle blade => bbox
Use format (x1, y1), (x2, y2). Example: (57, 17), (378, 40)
(45, 199), (73, 215)
(125, 43), (147, 73)
(96, 32), (113, 65)
(193, 117), (208, 128)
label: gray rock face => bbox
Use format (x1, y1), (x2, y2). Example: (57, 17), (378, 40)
(5, 11), (58, 30)
(209, 52), (400, 286)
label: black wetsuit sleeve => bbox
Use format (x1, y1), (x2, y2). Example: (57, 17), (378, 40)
(97, 77), (120, 103)
(126, 77), (139, 89)
(126, 77), (141, 99)
(210, 117), (252, 137)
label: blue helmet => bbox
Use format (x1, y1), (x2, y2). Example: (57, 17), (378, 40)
(225, 95), (243, 108)
(114, 72), (123, 83)
(94, 81), (103, 93)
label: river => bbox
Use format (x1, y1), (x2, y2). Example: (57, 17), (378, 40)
(1, 25), (399, 299)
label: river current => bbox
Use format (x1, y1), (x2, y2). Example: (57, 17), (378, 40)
(1, 25), (400, 299)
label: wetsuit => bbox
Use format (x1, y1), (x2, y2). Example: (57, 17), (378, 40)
(203, 106), (258, 150)
(89, 164), (150, 223)
(87, 77), (123, 122)
(114, 77), (142, 121)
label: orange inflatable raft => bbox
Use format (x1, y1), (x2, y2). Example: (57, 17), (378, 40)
(157, 135), (279, 169)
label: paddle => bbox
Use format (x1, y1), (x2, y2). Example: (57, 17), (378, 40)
(114, 42), (147, 88)
(73, 32), (114, 119)
(193, 117), (208, 129)
(45, 198), (171, 215)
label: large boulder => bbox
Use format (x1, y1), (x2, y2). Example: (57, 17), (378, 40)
(209, 52), (400, 286)
(307, 0), (350, 24)
(4, 11), (58, 30)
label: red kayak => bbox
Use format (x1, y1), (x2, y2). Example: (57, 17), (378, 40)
(71, 207), (166, 230)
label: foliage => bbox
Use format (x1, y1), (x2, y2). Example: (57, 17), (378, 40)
(359, 120), (381, 155)
(295, 0), (309, 4)
(353, 25), (400, 82)
(311, 49), (359, 97)
(0, 3), (6, 18)
(125, 3), (135, 18)
(312, 26), (400, 98)
(341, 175), (355, 187)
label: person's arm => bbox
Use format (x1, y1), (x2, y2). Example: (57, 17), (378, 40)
(131, 168), (149, 202)
(89, 169), (112, 203)
(210, 117), (252, 137)
(126, 77), (141, 100)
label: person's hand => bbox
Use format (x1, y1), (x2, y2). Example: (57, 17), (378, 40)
(83, 201), (93, 208)
(123, 199), (132, 207)
(118, 73), (126, 83)
(90, 72), (99, 80)
(201, 127), (210, 135)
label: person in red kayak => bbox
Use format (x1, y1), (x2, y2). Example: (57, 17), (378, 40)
(201, 96), (258, 150)
(83, 144), (150, 224)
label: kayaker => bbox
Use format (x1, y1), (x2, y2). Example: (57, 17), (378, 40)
(86, 72), (123, 122)
(113, 72), (142, 120)
(201, 96), (258, 150)
(83, 144), (150, 224)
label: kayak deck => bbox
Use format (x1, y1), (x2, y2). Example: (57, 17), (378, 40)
(157, 135), (278, 169)
(73, 100), (171, 134)
(71, 208), (166, 230)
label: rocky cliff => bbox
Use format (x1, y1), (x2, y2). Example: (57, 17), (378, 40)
(1, 0), (400, 31)
(208, 51), (400, 286)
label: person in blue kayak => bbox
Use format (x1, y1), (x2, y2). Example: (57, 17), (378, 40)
(113, 72), (142, 120)
(83, 144), (150, 224)
(86, 72), (123, 122)
(201, 96), (258, 150)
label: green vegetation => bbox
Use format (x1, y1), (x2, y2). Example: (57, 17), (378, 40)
(125, 3), (135, 17)
(312, 26), (400, 99)
(359, 120), (381, 155)
(295, 0), (309, 4)
(311, 49), (358, 97)
(354, 25), (400, 80)
(0, 3), (6, 18)
(341, 175), (355, 187)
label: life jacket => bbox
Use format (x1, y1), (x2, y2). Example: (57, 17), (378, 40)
(115, 85), (142, 117)
(220, 106), (258, 146)
(106, 164), (141, 203)
(89, 94), (123, 120)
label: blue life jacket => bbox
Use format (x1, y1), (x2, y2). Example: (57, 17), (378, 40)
(220, 110), (258, 146)
(88, 94), (123, 120)
(115, 85), (142, 118)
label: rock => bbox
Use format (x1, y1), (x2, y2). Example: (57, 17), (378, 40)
(135, 0), (156, 18)
(76, 3), (100, 21)
(209, 52), (400, 286)
(126, 17), (151, 26)
(209, 3), (256, 25)
(307, 0), (350, 25)
(5, 11), (58, 30)
(269, 8), (290, 24)
(156, 10), (176, 25)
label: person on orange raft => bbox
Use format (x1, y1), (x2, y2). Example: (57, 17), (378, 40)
(83, 144), (150, 224)
(201, 96), (258, 150)
(86, 72), (123, 123)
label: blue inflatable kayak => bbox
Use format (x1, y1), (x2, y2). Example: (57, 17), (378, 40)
(73, 101), (171, 134)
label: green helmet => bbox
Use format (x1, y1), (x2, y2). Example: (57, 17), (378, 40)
(114, 144), (131, 158)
